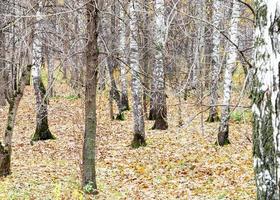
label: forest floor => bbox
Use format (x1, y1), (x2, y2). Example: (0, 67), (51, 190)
(0, 83), (255, 200)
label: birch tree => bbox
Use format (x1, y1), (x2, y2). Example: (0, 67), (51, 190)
(82, 0), (99, 194)
(0, 65), (31, 176)
(253, 1), (280, 199)
(217, 0), (240, 146)
(0, 15), (6, 106)
(130, 0), (146, 148)
(119, 0), (129, 112)
(207, 0), (222, 122)
(31, 2), (55, 141)
(151, 0), (168, 130)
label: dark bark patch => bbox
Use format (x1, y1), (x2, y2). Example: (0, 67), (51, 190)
(206, 114), (220, 123)
(0, 145), (10, 177)
(216, 126), (230, 146)
(152, 118), (168, 130)
(131, 134), (146, 149)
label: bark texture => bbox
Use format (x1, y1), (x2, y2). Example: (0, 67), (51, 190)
(82, 0), (99, 193)
(253, 1), (280, 199)
(31, 2), (55, 141)
(217, 0), (240, 146)
(207, 0), (222, 123)
(130, 0), (146, 148)
(0, 13), (6, 106)
(0, 65), (31, 177)
(151, 0), (168, 130)
(119, 0), (130, 112)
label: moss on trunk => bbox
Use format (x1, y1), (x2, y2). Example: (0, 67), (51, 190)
(32, 117), (55, 141)
(131, 134), (146, 149)
(0, 144), (10, 177)
(116, 112), (125, 121)
(206, 113), (220, 122)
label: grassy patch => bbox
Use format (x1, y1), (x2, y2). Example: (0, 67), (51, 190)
(230, 110), (252, 123)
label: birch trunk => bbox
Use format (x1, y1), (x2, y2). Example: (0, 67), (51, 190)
(143, 0), (153, 119)
(119, 0), (129, 112)
(253, 1), (280, 199)
(31, 2), (55, 141)
(82, 0), (99, 193)
(151, 0), (168, 130)
(217, 0), (240, 146)
(207, 0), (222, 122)
(0, 25), (6, 106)
(108, 0), (125, 120)
(0, 65), (31, 177)
(130, 0), (146, 148)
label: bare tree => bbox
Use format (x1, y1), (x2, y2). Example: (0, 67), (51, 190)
(31, 1), (55, 141)
(82, 0), (99, 194)
(217, 0), (240, 146)
(130, 0), (146, 148)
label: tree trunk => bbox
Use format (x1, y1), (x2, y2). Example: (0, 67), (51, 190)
(206, 0), (222, 123)
(0, 65), (31, 177)
(253, 1), (280, 199)
(130, 0), (146, 148)
(0, 28), (6, 106)
(217, 0), (240, 146)
(142, 0), (152, 119)
(31, 2), (55, 141)
(151, 0), (168, 130)
(82, 0), (99, 194)
(119, 0), (129, 112)
(46, 46), (55, 98)
(108, 1), (125, 120)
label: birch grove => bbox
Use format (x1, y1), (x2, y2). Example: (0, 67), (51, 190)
(1, 0), (278, 198)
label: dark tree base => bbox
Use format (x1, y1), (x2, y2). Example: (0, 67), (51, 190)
(152, 118), (168, 130)
(120, 95), (129, 112)
(206, 114), (220, 123)
(148, 109), (156, 120)
(131, 134), (146, 149)
(0, 99), (6, 107)
(215, 138), (230, 146)
(216, 126), (230, 146)
(32, 128), (55, 141)
(0, 146), (10, 177)
(116, 112), (125, 121)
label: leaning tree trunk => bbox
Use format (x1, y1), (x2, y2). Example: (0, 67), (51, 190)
(217, 0), (240, 146)
(31, 2), (55, 141)
(130, 0), (146, 148)
(253, 1), (280, 199)
(207, 0), (222, 122)
(82, 0), (99, 194)
(0, 65), (31, 177)
(151, 0), (168, 130)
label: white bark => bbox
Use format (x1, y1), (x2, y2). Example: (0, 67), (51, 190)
(151, 0), (168, 129)
(32, 2), (43, 81)
(31, 2), (54, 140)
(217, 0), (240, 145)
(130, 0), (145, 145)
(253, 1), (280, 199)
(208, 0), (222, 122)
(119, 1), (129, 110)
